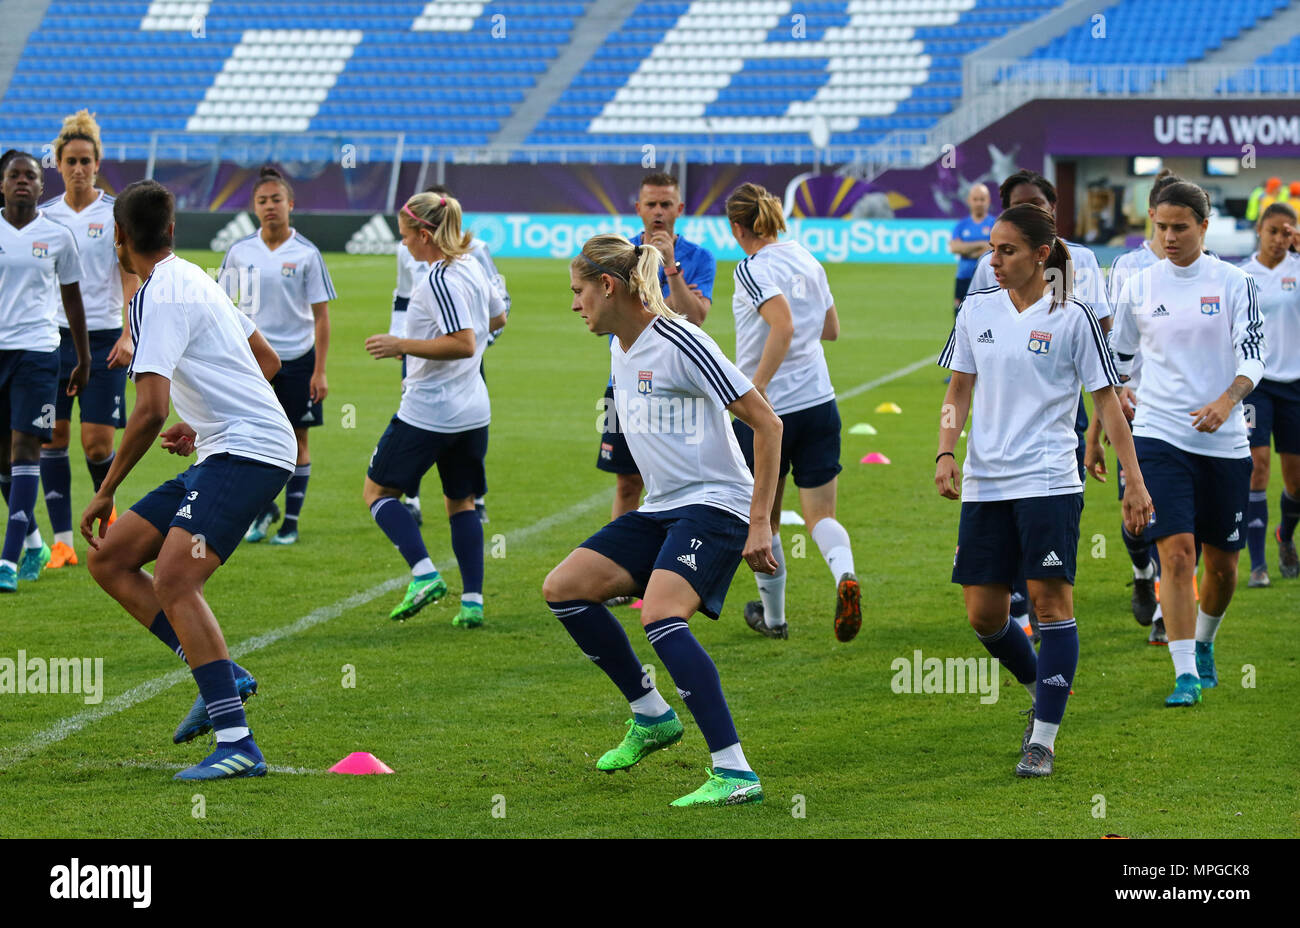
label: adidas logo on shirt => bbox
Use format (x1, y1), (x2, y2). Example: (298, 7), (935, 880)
(1042, 673), (1070, 687)
(977, 329), (995, 343)
(176, 504), (193, 520)
(676, 552), (697, 571)
(1152, 304), (1170, 317)
(345, 215), (399, 255)
(1041, 550), (1063, 567)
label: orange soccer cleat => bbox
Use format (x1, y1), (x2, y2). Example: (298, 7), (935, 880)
(47, 541), (78, 569)
(108, 506), (118, 526)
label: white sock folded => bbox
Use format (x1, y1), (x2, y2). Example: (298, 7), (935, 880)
(630, 689), (672, 719)
(756, 534), (787, 627)
(1169, 639), (1197, 678)
(710, 742), (752, 773)
(811, 517), (855, 583)
(1195, 608), (1223, 643)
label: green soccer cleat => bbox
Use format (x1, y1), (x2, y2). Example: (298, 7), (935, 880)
(596, 713), (684, 772)
(1165, 672), (1203, 707)
(388, 573), (447, 621)
(0, 565), (16, 593)
(452, 602), (484, 628)
(269, 529), (297, 546)
(18, 543), (51, 581)
(1195, 640), (1217, 688)
(670, 768), (763, 808)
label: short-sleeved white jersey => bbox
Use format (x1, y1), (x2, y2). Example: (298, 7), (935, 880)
(0, 211), (81, 352)
(1240, 251), (1300, 384)
(392, 239), (506, 338)
(39, 191), (124, 332)
(939, 286), (1119, 501)
(219, 229), (335, 362)
(1111, 252), (1264, 459)
(397, 255), (493, 433)
(732, 240), (835, 416)
(128, 254), (296, 471)
(967, 239), (1112, 320)
(611, 316), (756, 521)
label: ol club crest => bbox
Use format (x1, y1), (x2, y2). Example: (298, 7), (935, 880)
(637, 370), (653, 394)
(32, 241), (48, 258)
(281, 262), (297, 277)
(1027, 330), (1052, 355)
(87, 223), (104, 239)
(1200, 296), (1221, 315)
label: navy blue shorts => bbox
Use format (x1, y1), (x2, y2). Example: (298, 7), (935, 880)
(273, 346), (323, 430)
(56, 327), (128, 427)
(580, 504), (748, 620)
(368, 416), (487, 501)
(131, 453), (291, 564)
(952, 494), (1084, 587)
(954, 276), (972, 308)
(596, 384), (640, 476)
(733, 398), (842, 489)
(0, 348), (59, 440)
(1134, 437), (1250, 550)
(1246, 378), (1300, 455)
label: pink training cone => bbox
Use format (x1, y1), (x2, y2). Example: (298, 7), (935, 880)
(631, 599), (644, 609)
(329, 752), (395, 775)
(860, 452), (891, 464)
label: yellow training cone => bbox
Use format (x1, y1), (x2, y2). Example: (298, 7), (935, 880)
(874, 402), (902, 414)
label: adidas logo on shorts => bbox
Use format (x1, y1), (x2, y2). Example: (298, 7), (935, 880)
(977, 329), (995, 343)
(676, 552), (697, 571)
(1041, 550), (1063, 567)
(1227, 529), (1240, 542)
(177, 504), (193, 520)
(1042, 673), (1069, 687)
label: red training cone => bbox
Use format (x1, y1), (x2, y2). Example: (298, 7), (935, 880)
(329, 752), (395, 775)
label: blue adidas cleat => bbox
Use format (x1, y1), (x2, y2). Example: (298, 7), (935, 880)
(173, 735), (266, 781)
(269, 529), (298, 546)
(1195, 640), (1217, 689)
(1165, 673), (1203, 707)
(172, 665), (259, 744)
(0, 564), (16, 593)
(18, 543), (51, 581)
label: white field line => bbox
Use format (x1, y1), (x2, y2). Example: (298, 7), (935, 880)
(0, 488), (612, 771)
(836, 355), (936, 403)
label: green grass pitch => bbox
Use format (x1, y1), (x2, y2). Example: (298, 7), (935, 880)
(1, 252), (1296, 838)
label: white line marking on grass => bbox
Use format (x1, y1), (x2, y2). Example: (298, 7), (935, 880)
(836, 356), (936, 403)
(0, 488), (612, 772)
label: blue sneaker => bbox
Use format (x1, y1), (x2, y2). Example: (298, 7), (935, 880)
(172, 665), (259, 744)
(0, 564), (15, 593)
(269, 529), (298, 546)
(1195, 640), (1217, 689)
(18, 543), (51, 581)
(173, 736), (266, 780)
(1165, 673), (1203, 707)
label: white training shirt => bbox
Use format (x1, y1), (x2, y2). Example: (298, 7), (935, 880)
(39, 191), (124, 332)
(1106, 241), (1161, 391)
(128, 254), (296, 471)
(967, 239), (1112, 320)
(398, 254), (493, 433)
(0, 210), (81, 352)
(1240, 251), (1300, 384)
(219, 229), (336, 362)
(393, 238), (508, 338)
(939, 286), (1119, 501)
(611, 316), (756, 521)
(732, 240), (835, 416)
(1111, 252), (1264, 459)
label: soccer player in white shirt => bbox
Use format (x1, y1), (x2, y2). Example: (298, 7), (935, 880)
(937, 204), (1152, 777)
(38, 110), (139, 570)
(1086, 168), (1183, 639)
(0, 150), (90, 591)
(967, 170), (1113, 643)
(390, 184), (509, 526)
(364, 192), (506, 629)
(220, 166), (334, 546)
(1240, 202), (1300, 586)
(724, 182), (860, 643)
(79, 180), (296, 779)
(1110, 181), (1265, 707)
(543, 233), (781, 807)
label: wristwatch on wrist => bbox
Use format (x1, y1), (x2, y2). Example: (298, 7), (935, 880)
(665, 261), (682, 277)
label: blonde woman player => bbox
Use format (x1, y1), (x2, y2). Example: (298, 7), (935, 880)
(543, 233), (781, 807)
(725, 182), (859, 642)
(221, 165), (334, 545)
(364, 192), (506, 628)
(38, 110), (137, 569)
